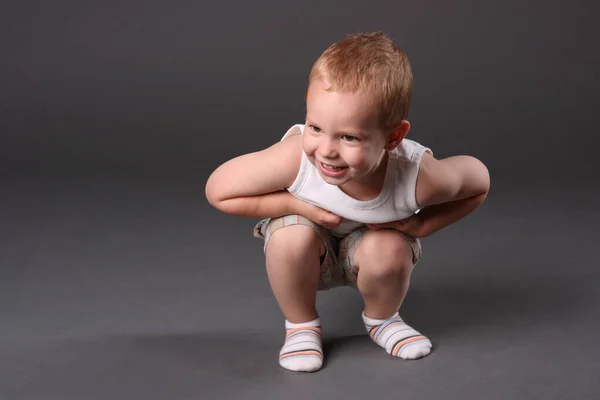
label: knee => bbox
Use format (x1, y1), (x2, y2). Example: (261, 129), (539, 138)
(356, 230), (413, 278)
(265, 224), (325, 261)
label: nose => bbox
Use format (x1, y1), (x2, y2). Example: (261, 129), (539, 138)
(318, 137), (338, 159)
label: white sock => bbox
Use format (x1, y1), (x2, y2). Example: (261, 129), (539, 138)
(279, 317), (323, 372)
(362, 311), (432, 359)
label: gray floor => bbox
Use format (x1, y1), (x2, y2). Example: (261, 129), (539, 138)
(1, 175), (599, 399)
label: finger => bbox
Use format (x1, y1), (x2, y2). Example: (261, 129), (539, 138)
(323, 215), (342, 227)
(367, 223), (385, 230)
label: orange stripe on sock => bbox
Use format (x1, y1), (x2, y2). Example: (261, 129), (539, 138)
(280, 350), (322, 360)
(369, 326), (379, 339)
(286, 327), (321, 336)
(392, 336), (427, 357)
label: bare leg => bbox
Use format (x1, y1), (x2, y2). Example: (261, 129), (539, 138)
(353, 229), (414, 319)
(265, 224), (325, 323)
(353, 228), (432, 359)
(265, 223), (326, 372)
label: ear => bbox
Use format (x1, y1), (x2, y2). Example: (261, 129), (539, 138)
(384, 120), (410, 151)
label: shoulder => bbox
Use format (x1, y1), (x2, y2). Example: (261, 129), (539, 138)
(280, 124), (303, 141)
(205, 127), (305, 204)
(415, 152), (490, 207)
(270, 131), (304, 187)
(278, 128), (303, 157)
(390, 138), (430, 164)
(414, 151), (449, 208)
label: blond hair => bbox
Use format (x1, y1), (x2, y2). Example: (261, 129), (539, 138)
(307, 31), (413, 130)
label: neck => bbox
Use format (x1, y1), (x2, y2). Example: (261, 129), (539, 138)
(338, 151), (389, 201)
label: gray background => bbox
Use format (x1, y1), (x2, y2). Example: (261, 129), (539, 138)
(1, 1), (599, 399)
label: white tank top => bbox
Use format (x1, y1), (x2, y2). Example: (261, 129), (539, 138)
(282, 124), (432, 237)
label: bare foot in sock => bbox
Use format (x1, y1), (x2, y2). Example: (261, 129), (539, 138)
(279, 318), (323, 372)
(362, 312), (432, 359)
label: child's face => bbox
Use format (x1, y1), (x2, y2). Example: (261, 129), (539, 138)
(303, 78), (391, 189)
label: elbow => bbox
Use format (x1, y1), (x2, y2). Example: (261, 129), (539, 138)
(205, 176), (247, 216)
(454, 157), (490, 199)
(472, 157), (490, 196)
(205, 173), (225, 210)
(206, 190), (234, 215)
(206, 192), (222, 211)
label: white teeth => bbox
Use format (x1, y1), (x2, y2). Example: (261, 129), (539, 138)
(322, 163), (343, 171)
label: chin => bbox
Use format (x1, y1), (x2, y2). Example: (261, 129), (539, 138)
(321, 174), (353, 186)
(320, 176), (343, 186)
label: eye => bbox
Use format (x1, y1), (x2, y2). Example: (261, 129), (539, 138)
(342, 135), (359, 142)
(308, 124), (322, 133)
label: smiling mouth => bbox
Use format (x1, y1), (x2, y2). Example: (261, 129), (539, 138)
(319, 162), (346, 171)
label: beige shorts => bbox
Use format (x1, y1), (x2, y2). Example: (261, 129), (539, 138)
(253, 215), (422, 291)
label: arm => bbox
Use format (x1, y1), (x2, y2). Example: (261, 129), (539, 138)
(205, 134), (342, 227)
(412, 190), (487, 237)
(368, 152), (490, 238)
(205, 133), (302, 216)
(413, 152), (490, 237)
(416, 152), (490, 207)
(214, 190), (343, 228)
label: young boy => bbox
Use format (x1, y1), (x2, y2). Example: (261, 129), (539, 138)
(205, 32), (490, 372)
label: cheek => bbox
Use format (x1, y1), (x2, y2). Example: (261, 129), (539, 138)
(346, 149), (379, 169)
(344, 151), (367, 168)
(301, 136), (316, 155)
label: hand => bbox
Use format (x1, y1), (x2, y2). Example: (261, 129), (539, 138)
(290, 197), (343, 229)
(366, 213), (426, 238)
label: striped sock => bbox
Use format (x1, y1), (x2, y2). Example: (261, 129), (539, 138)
(279, 318), (323, 372)
(362, 311), (432, 359)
